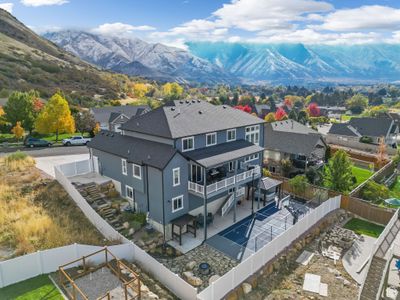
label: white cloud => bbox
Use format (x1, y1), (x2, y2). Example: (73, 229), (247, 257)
(92, 22), (156, 36)
(0, 2), (13, 13)
(21, 0), (68, 7)
(318, 5), (400, 31)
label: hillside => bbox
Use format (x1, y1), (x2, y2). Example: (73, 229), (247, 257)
(44, 30), (236, 84)
(0, 9), (121, 99)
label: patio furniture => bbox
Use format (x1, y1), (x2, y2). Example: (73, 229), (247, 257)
(171, 214), (197, 246)
(207, 212), (214, 224)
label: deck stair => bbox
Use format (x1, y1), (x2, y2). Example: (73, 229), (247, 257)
(220, 193), (235, 217)
(359, 217), (400, 300)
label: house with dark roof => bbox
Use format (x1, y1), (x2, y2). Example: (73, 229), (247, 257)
(264, 120), (327, 176)
(87, 100), (265, 248)
(327, 117), (398, 147)
(90, 105), (150, 132)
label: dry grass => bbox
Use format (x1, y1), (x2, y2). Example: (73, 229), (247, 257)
(0, 154), (108, 258)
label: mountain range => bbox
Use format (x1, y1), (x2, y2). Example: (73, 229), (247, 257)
(44, 31), (235, 84)
(187, 42), (400, 84)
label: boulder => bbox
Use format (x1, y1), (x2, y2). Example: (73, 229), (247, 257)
(185, 261), (197, 271)
(123, 222), (130, 229)
(242, 282), (252, 294)
(183, 271), (203, 287)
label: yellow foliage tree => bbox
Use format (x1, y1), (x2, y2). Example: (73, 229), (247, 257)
(162, 82), (183, 100)
(93, 122), (101, 135)
(0, 106), (5, 125)
(264, 112), (276, 123)
(35, 93), (75, 142)
(132, 83), (148, 98)
(11, 121), (24, 141)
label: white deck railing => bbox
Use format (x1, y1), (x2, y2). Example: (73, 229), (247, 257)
(188, 166), (261, 196)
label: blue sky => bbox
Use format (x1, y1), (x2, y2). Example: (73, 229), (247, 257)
(1, 0), (400, 47)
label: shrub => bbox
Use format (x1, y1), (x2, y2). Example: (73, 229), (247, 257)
(288, 175), (308, 196)
(132, 212), (147, 225)
(360, 181), (389, 203)
(360, 136), (373, 144)
(4, 151), (35, 171)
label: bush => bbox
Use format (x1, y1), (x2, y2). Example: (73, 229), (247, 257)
(6, 151), (28, 161)
(288, 175), (308, 196)
(360, 136), (373, 144)
(360, 181), (389, 203)
(132, 212), (147, 226)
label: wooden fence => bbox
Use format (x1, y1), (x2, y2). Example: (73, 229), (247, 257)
(341, 195), (395, 225)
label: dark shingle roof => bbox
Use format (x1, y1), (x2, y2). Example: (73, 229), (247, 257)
(328, 117), (394, 138)
(258, 177), (282, 191)
(108, 112), (131, 123)
(88, 131), (177, 170)
(121, 100), (264, 139)
(183, 140), (264, 168)
(91, 105), (150, 124)
(264, 120), (325, 156)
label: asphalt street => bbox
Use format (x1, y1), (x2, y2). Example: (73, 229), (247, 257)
(0, 145), (89, 157)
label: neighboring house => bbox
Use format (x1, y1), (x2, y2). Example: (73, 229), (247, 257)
(88, 100), (264, 243)
(263, 120), (327, 175)
(90, 105), (150, 132)
(319, 106), (347, 120)
(254, 104), (271, 118)
(327, 117), (398, 147)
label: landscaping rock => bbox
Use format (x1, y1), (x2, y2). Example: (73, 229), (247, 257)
(242, 282), (252, 294)
(183, 271), (203, 287)
(185, 261), (197, 270)
(123, 222), (129, 229)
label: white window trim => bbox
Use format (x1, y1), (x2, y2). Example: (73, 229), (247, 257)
(133, 163), (142, 179)
(245, 125), (260, 145)
(173, 167), (180, 187)
(182, 136), (195, 152)
(227, 129), (236, 142)
(244, 153), (260, 163)
(172, 195), (184, 213)
(206, 132), (217, 147)
(228, 161), (235, 172)
(126, 185), (133, 200)
(122, 159), (127, 175)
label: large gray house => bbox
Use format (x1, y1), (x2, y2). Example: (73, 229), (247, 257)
(88, 100), (264, 243)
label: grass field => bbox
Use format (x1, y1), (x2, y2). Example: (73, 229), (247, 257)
(344, 218), (384, 238)
(389, 177), (400, 199)
(0, 153), (108, 258)
(0, 275), (63, 300)
(352, 165), (373, 185)
(341, 114), (360, 122)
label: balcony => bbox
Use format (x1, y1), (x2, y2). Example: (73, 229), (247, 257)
(188, 165), (261, 197)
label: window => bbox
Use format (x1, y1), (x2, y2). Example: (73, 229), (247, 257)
(133, 164), (141, 179)
(228, 161), (235, 172)
(244, 153), (260, 162)
(245, 125), (260, 145)
(182, 137), (194, 152)
(227, 129), (236, 142)
(173, 168), (180, 186)
(126, 185), (133, 200)
(172, 195), (183, 212)
(206, 132), (217, 146)
(121, 159), (127, 175)
(191, 164), (203, 182)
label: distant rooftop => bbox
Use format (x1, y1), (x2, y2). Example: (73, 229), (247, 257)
(91, 105), (150, 124)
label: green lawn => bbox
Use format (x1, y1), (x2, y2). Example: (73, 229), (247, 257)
(344, 218), (385, 238)
(0, 275), (63, 300)
(341, 114), (360, 122)
(389, 177), (400, 199)
(352, 165), (373, 185)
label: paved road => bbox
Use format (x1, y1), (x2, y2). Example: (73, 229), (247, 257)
(0, 145), (89, 157)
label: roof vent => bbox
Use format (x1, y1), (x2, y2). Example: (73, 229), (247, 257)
(198, 110), (203, 114)
(171, 107), (176, 111)
(222, 105), (227, 109)
(147, 155), (151, 160)
(197, 100), (201, 103)
(179, 100), (184, 104)
(185, 100), (189, 104)
(192, 100), (196, 103)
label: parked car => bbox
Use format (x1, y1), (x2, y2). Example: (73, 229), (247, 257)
(24, 137), (52, 148)
(62, 136), (91, 146)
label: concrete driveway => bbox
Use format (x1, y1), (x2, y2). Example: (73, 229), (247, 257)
(35, 154), (89, 177)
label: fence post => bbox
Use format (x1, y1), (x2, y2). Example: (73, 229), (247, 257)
(36, 250), (43, 275)
(74, 243), (79, 260)
(0, 263), (4, 288)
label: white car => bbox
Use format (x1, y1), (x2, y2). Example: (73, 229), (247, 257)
(62, 136), (91, 146)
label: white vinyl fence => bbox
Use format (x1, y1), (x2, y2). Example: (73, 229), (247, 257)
(54, 160), (198, 300)
(0, 243), (133, 288)
(197, 195), (341, 300)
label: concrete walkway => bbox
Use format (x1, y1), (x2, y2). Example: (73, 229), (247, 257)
(342, 235), (376, 284)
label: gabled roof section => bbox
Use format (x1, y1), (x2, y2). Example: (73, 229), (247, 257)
(88, 130), (177, 170)
(108, 112), (130, 123)
(91, 105), (150, 124)
(121, 100), (264, 139)
(348, 117), (393, 138)
(328, 123), (360, 137)
(264, 120), (325, 156)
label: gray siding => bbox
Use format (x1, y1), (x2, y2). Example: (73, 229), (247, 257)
(147, 166), (163, 224)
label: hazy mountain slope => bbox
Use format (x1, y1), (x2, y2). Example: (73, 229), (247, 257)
(45, 31), (236, 84)
(187, 42), (400, 84)
(0, 9), (120, 99)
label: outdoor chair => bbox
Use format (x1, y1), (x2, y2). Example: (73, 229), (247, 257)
(207, 212), (214, 225)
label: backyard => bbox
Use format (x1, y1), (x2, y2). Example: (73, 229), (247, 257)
(0, 275), (62, 300)
(352, 165), (374, 186)
(344, 217), (384, 238)
(0, 152), (108, 260)
(389, 177), (400, 199)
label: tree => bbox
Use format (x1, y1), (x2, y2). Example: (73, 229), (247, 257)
(360, 181), (389, 204)
(4, 91), (37, 133)
(264, 112), (275, 123)
(288, 175), (308, 197)
(280, 159), (292, 177)
(275, 107), (287, 121)
(376, 137), (388, 169)
(288, 109), (298, 121)
(162, 82), (184, 100)
(365, 105), (388, 118)
(307, 103), (320, 117)
(346, 94), (369, 114)
(234, 104), (252, 113)
(35, 93), (75, 142)
(323, 150), (354, 193)
(132, 83), (148, 98)
(93, 122), (101, 135)
(268, 95), (277, 112)
(74, 111), (96, 135)
(11, 121), (24, 141)
(297, 110), (309, 125)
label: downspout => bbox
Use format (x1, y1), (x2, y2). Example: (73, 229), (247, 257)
(161, 168), (166, 245)
(203, 167), (208, 242)
(146, 165), (150, 213)
(233, 160), (238, 223)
